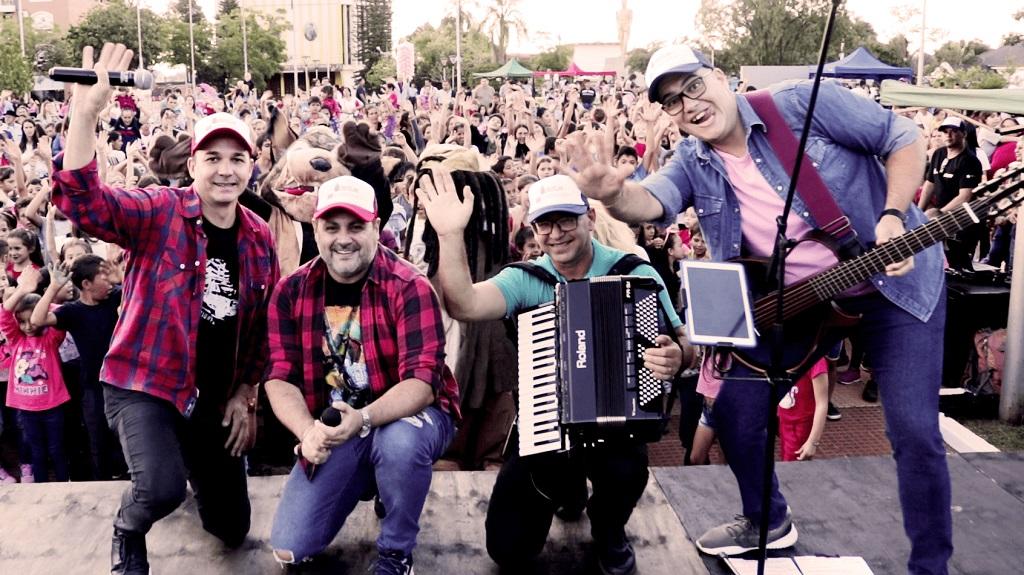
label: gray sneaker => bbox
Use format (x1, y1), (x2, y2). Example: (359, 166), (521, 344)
(695, 508), (798, 556)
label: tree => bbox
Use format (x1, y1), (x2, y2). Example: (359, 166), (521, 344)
(404, 18), (494, 87)
(365, 57), (397, 88)
(0, 17), (75, 73)
(171, 0), (204, 23)
(67, 0), (168, 70)
(1003, 33), (1024, 47)
(872, 34), (911, 68)
(529, 45), (571, 72)
(357, 0), (392, 75)
(696, 0), (888, 74)
(206, 9), (288, 91)
(0, 28), (33, 94)
(933, 40), (991, 69)
(625, 46), (658, 74)
(219, 0), (240, 15)
(478, 0), (527, 64)
(933, 65), (1007, 89)
(163, 15), (213, 79)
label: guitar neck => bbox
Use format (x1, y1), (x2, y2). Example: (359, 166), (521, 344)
(753, 189), (1009, 327)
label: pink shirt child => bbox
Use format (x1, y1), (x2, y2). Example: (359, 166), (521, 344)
(0, 308), (68, 412)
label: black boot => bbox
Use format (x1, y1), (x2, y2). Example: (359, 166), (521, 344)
(111, 527), (149, 575)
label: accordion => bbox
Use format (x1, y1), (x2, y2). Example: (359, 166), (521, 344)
(516, 276), (670, 457)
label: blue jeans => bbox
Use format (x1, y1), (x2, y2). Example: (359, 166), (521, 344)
(714, 290), (951, 575)
(18, 407), (69, 482)
(270, 406), (455, 561)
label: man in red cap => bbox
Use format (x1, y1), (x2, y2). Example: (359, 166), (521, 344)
(263, 174), (460, 575)
(52, 43), (278, 574)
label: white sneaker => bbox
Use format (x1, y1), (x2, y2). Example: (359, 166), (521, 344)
(19, 464), (34, 483)
(0, 468), (16, 484)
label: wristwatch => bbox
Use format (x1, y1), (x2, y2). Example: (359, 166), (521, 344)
(878, 208), (907, 223)
(359, 408), (373, 438)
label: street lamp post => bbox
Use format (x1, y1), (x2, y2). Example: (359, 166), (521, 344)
(291, 0), (300, 94)
(241, 0), (249, 77)
(14, 0), (25, 57)
(917, 0), (927, 86)
(455, 0), (462, 91)
(188, 0), (197, 90)
(136, 1), (144, 69)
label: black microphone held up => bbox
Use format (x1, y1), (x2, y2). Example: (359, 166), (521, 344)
(47, 67), (154, 90)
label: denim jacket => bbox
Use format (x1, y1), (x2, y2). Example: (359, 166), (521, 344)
(643, 80), (943, 322)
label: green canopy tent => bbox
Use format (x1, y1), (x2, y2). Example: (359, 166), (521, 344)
(472, 58), (535, 79)
(879, 80), (1024, 115)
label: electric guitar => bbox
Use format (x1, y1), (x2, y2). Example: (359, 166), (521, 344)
(730, 165), (1024, 375)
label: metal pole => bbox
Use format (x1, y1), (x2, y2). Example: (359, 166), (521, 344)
(917, 0), (927, 86)
(241, 0), (249, 77)
(291, 0), (299, 94)
(455, 0), (462, 91)
(188, 0), (197, 90)
(136, 2), (144, 69)
(1000, 209), (1024, 423)
(15, 0), (25, 57)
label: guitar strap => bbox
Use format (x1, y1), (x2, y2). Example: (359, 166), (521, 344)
(744, 90), (859, 254)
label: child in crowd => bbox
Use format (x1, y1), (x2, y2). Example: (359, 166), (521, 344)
(778, 358), (830, 461)
(513, 227), (542, 261)
(5, 227), (42, 283)
(2, 266), (69, 482)
(32, 256), (125, 480)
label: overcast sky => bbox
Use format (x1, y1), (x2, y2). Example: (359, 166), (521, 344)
(169, 1), (1023, 55)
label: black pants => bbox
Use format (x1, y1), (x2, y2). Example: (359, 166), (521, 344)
(82, 382), (126, 480)
(103, 384), (250, 546)
(485, 441), (649, 567)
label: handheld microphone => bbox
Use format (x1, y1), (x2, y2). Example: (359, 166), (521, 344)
(47, 67), (154, 90)
(301, 406), (343, 480)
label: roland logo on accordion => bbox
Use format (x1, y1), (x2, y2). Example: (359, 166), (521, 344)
(574, 329), (588, 368)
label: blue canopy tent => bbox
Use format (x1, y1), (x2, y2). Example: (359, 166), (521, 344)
(809, 47), (914, 81)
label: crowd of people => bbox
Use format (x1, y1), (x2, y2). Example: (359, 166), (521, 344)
(0, 39), (1019, 575)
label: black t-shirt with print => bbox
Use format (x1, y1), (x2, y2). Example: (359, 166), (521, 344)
(195, 218), (240, 397)
(319, 274), (371, 410)
(926, 147), (982, 209)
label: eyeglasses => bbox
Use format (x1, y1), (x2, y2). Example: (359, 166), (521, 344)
(661, 72), (710, 116)
(532, 215), (579, 235)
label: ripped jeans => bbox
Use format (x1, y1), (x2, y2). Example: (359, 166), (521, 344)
(270, 406), (455, 562)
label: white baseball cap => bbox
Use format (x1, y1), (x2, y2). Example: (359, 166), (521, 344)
(313, 176), (377, 221)
(192, 112), (255, 156)
(526, 175), (590, 224)
(938, 117), (965, 131)
(645, 44), (713, 103)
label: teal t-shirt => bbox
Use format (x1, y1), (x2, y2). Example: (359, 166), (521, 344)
(489, 238), (683, 329)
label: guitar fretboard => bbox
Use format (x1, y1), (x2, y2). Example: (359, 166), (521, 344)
(753, 174), (1024, 327)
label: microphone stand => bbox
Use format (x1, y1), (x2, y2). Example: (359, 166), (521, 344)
(755, 2), (842, 574)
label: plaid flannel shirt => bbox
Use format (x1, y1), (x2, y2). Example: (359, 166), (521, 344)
(52, 157), (278, 415)
(266, 246), (461, 420)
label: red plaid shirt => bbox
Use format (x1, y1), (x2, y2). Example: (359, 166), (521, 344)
(52, 158), (279, 415)
(266, 246), (460, 420)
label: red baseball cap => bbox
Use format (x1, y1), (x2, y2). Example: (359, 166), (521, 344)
(191, 112), (255, 157)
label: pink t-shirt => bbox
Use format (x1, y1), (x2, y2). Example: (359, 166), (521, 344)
(719, 150), (840, 285)
(777, 358), (828, 422)
(0, 308), (68, 412)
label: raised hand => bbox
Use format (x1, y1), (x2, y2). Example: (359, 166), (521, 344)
(47, 260), (71, 289)
(564, 130), (628, 203)
(416, 165), (474, 238)
(72, 43), (133, 118)
(640, 100), (664, 124)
